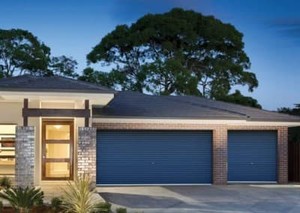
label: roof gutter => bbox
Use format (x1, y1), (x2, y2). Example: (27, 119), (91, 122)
(92, 117), (300, 127)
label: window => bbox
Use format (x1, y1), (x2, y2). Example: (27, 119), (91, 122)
(0, 125), (16, 177)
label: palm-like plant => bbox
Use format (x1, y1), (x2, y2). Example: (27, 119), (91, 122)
(0, 176), (12, 190)
(61, 174), (96, 213)
(0, 200), (3, 212)
(0, 186), (44, 213)
(51, 196), (63, 212)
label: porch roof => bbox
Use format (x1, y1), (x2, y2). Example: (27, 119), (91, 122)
(0, 75), (115, 94)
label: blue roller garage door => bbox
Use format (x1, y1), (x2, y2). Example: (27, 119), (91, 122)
(228, 131), (277, 182)
(96, 131), (212, 185)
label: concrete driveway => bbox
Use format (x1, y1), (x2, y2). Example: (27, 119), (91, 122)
(97, 185), (300, 213)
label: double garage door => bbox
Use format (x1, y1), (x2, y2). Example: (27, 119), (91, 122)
(96, 130), (277, 185)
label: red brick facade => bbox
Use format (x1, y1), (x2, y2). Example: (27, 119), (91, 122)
(213, 127), (228, 184)
(93, 122), (288, 185)
(278, 127), (288, 184)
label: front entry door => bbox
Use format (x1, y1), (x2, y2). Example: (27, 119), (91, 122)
(42, 120), (74, 180)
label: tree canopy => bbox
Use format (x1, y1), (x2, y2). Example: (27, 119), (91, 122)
(86, 8), (259, 106)
(278, 104), (300, 116)
(0, 13), (261, 108)
(0, 29), (78, 78)
(217, 90), (261, 109)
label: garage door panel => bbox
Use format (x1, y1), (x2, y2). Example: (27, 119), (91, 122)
(228, 131), (277, 182)
(97, 131), (212, 184)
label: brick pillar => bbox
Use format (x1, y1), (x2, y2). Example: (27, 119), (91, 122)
(78, 127), (97, 183)
(15, 126), (35, 187)
(213, 127), (227, 184)
(278, 127), (288, 184)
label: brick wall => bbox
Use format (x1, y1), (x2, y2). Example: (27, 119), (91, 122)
(278, 127), (288, 184)
(213, 127), (227, 184)
(15, 126), (35, 187)
(93, 122), (288, 185)
(78, 127), (97, 183)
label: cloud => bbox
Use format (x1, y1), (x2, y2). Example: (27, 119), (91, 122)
(270, 18), (300, 27)
(269, 18), (300, 40)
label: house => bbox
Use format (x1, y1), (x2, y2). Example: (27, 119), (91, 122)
(0, 75), (299, 187)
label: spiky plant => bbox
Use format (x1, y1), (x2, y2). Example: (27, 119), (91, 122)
(0, 200), (3, 213)
(91, 202), (111, 213)
(116, 208), (127, 213)
(61, 174), (96, 213)
(51, 196), (63, 212)
(0, 186), (44, 213)
(0, 176), (12, 190)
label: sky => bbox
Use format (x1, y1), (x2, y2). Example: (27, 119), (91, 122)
(1, 0), (300, 110)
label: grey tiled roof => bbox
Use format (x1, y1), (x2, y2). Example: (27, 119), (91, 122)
(0, 75), (115, 93)
(94, 91), (300, 122)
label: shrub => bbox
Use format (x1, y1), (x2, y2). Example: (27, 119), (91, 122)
(91, 202), (111, 213)
(0, 186), (44, 213)
(51, 196), (63, 212)
(0, 177), (12, 190)
(116, 207), (127, 213)
(61, 174), (96, 213)
(0, 200), (3, 213)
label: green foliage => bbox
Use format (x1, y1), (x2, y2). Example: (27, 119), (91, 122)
(0, 200), (3, 213)
(87, 8), (258, 100)
(78, 67), (126, 89)
(0, 186), (44, 213)
(116, 207), (127, 213)
(278, 104), (300, 116)
(0, 28), (78, 79)
(91, 202), (111, 213)
(0, 29), (50, 77)
(51, 196), (63, 212)
(49, 56), (78, 78)
(216, 90), (262, 109)
(61, 174), (96, 213)
(0, 176), (12, 190)
(142, 58), (200, 96)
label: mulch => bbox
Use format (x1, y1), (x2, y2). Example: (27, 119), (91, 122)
(1, 206), (55, 213)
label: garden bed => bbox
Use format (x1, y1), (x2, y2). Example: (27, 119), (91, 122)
(2, 205), (54, 213)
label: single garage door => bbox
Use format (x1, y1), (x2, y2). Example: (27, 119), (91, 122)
(96, 131), (212, 185)
(228, 131), (277, 182)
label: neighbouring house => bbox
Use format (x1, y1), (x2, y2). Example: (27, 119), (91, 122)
(0, 75), (299, 187)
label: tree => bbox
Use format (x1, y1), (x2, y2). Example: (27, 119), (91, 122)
(49, 56), (78, 78)
(217, 90), (261, 109)
(0, 29), (78, 78)
(86, 8), (258, 101)
(0, 29), (50, 77)
(278, 104), (300, 116)
(78, 67), (126, 88)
